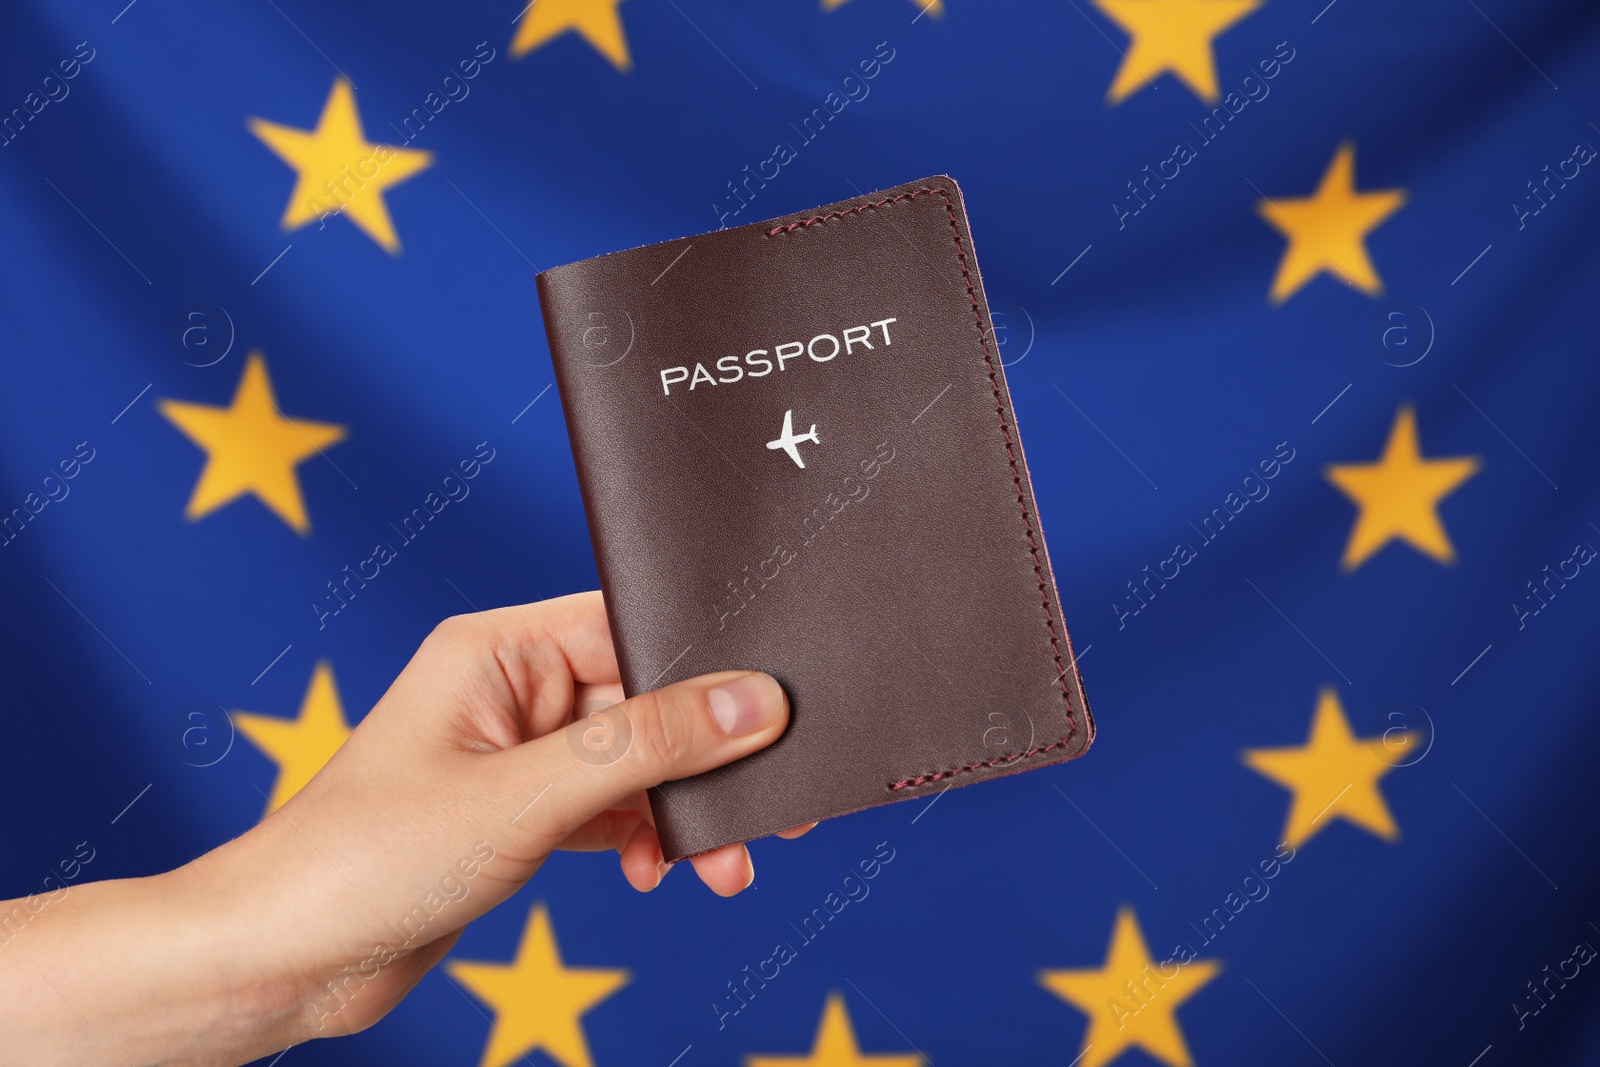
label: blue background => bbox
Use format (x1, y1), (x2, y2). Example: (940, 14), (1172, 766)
(1, 0), (1597, 1063)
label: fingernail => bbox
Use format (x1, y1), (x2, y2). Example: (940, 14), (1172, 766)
(708, 673), (782, 736)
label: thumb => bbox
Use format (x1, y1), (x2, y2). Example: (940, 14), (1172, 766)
(501, 670), (789, 845)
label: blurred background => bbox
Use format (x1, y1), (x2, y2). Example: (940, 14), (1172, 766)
(2, 0), (1598, 1063)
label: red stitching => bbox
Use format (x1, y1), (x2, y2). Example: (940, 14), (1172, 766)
(888, 734), (1079, 791)
(764, 189), (937, 237)
(769, 185), (1079, 790)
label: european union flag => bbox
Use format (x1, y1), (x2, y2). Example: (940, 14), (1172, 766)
(2, 0), (1597, 1063)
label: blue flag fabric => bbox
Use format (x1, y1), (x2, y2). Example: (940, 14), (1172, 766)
(2, 1), (1598, 1064)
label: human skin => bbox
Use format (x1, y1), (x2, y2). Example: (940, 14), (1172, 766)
(0, 592), (804, 1066)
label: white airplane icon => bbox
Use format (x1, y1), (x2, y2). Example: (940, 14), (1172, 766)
(765, 409), (820, 469)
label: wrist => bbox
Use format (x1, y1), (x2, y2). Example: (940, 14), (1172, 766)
(154, 843), (321, 1058)
(0, 860), (314, 1067)
(185, 805), (408, 1045)
(169, 812), (363, 1052)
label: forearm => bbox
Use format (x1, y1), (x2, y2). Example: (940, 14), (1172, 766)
(0, 861), (309, 1067)
(0, 595), (790, 1062)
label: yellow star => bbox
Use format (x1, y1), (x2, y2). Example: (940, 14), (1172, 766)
(1244, 687), (1417, 847)
(512, 0), (633, 71)
(1256, 142), (1407, 303)
(1039, 907), (1220, 1067)
(447, 904), (629, 1067)
(822, 0), (942, 17)
(233, 662), (355, 813)
(1325, 405), (1480, 570)
(248, 78), (433, 253)
(1093, 0), (1260, 104)
(158, 352), (346, 535)
(746, 992), (921, 1067)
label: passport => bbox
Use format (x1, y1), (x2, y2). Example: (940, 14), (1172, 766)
(537, 176), (1093, 860)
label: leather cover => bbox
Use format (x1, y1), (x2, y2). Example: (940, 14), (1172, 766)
(537, 175), (1093, 860)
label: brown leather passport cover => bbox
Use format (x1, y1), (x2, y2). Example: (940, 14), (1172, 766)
(537, 176), (1093, 860)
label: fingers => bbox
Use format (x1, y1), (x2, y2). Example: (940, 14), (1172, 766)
(502, 591), (618, 686)
(447, 591), (620, 688)
(500, 670), (789, 852)
(575, 818), (751, 896)
(557, 808), (646, 853)
(400, 592), (619, 744)
(619, 818), (666, 892)
(561, 807), (749, 894)
(560, 806), (784, 896)
(775, 822), (817, 840)
(689, 843), (754, 897)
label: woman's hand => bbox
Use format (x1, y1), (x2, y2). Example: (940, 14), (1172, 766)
(0, 592), (798, 1066)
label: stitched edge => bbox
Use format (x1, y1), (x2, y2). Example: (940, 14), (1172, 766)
(764, 189), (932, 237)
(887, 734), (1080, 791)
(767, 185), (1079, 791)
